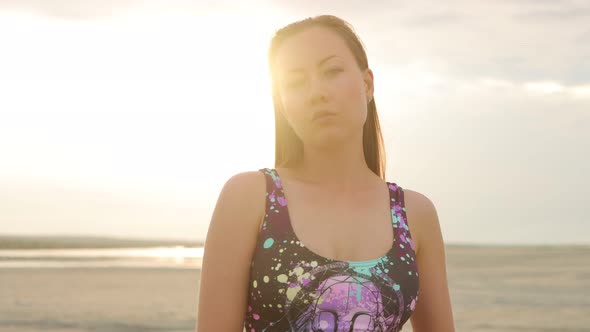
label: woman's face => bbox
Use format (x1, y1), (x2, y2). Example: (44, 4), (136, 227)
(273, 26), (373, 149)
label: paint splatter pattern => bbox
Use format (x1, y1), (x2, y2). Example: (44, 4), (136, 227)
(244, 168), (419, 332)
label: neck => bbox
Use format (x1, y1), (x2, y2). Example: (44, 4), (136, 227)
(290, 132), (378, 190)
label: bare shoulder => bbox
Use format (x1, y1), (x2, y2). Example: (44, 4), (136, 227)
(215, 170), (267, 231)
(403, 188), (456, 331)
(401, 188), (441, 257)
(221, 170), (266, 206)
(196, 170), (267, 331)
(223, 170), (266, 194)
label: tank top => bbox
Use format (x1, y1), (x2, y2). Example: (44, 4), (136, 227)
(244, 168), (419, 332)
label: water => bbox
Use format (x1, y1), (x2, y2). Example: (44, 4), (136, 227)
(0, 247), (204, 269)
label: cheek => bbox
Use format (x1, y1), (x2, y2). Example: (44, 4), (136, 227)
(337, 76), (367, 124)
(337, 71), (364, 96)
(333, 75), (366, 114)
(345, 78), (363, 100)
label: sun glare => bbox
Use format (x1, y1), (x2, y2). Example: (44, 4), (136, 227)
(0, 9), (278, 191)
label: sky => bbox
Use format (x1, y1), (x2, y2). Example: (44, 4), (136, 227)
(0, 0), (588, 245)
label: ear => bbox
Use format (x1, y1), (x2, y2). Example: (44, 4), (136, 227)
(363, 68), (374, 103)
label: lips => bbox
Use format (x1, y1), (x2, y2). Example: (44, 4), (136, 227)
(312, 110), (337, 121)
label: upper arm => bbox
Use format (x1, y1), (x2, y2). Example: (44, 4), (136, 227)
(196, 171), (266, 332)
(405, 189), (456, 332)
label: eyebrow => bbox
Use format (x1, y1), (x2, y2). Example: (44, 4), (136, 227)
(287, 55), (340, 73)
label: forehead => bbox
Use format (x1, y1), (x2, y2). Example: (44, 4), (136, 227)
(274, 26), (355, 71)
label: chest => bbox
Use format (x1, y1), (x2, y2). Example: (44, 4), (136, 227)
(280, 182), (395, 262)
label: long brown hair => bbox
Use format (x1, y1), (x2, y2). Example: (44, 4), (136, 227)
(268, 15), (387, 179)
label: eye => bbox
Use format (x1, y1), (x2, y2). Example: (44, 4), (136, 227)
(324, 67), (342, 77)
(286, 78), (305, 89)
(283, 74), (306, 89)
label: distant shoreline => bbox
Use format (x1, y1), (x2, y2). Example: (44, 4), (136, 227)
(0, 234), (204, 249)
(1, 234), (587, 250)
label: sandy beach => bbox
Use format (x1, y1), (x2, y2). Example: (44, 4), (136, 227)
(1, 245), (589, 332)
(0, 268), (200, 332)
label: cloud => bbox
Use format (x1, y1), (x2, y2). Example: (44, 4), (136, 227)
(401, 12), (465, 28)
(0, 0), (141, 19)
(577, 29), (590, 43)
(523, 81), (590, 99)
(477, 78), (590, 99)
(449, 57), (590, 87)
(0, 0), (250, 19)
(514, 6), (590, 20)
(307, 2), (590, 87)
(524, 81), (565, 94)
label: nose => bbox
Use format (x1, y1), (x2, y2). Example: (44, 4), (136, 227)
(307, 74), (329, 105)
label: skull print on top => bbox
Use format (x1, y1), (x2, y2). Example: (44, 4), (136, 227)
(244, 168), (420, 332)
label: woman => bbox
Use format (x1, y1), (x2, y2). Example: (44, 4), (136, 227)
(197, 15), (455, 332)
